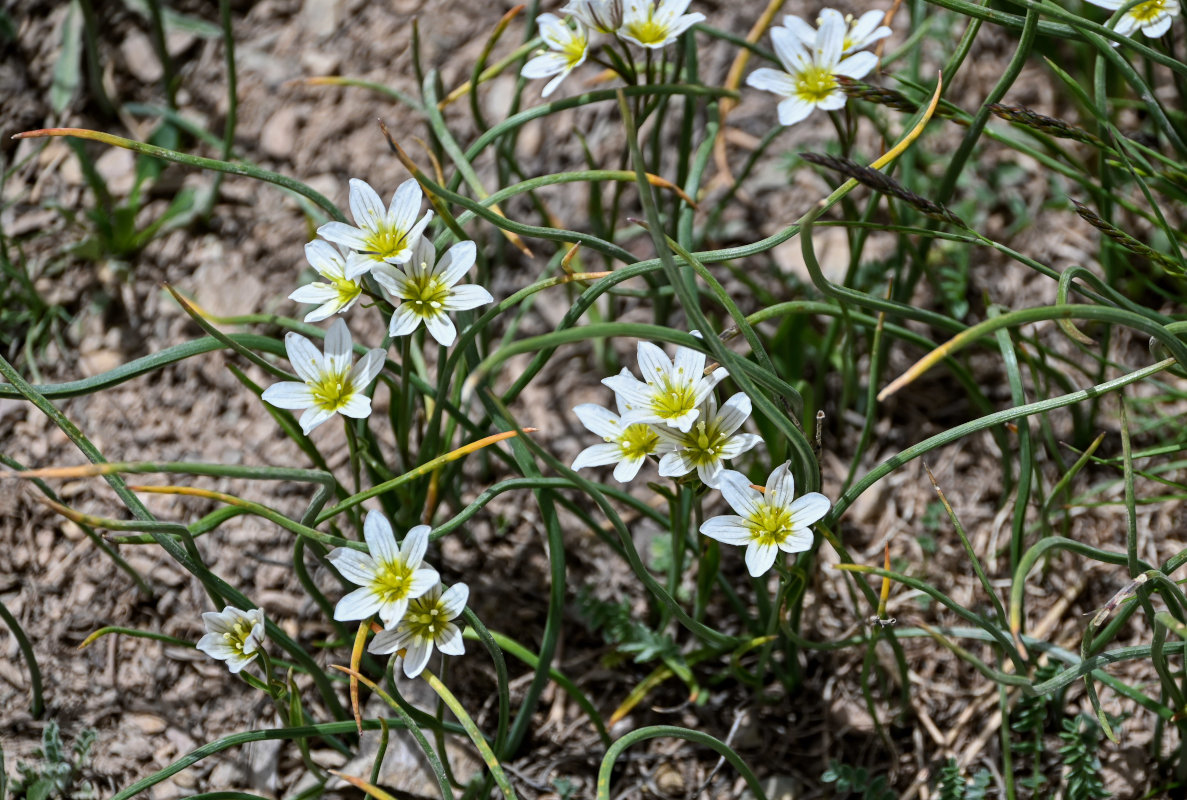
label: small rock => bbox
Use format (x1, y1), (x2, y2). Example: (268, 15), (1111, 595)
(130, 713), (168, 735)
(301, 49), (340, 76)
(121, 29), (164, 84)
(260, 105), (302, 160)
(95, 147), (137, 196)
(300, 0), (341, 39)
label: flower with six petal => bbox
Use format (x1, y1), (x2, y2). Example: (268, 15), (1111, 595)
(563, 0), (624, 33)
(699, 462), (831, 577)
(1084, 0), (1180, 37)
(571, 397), (662, 482)
(746, 11), (878, 126)
(317, 178), (433, 273)
(262, 318), (385, 434)
(370, 582), (469, 679)
(372, 237), (493, 347)
(653, 392), (763, 487)
(782, 8), (891, 55)
(619, 0), (705, 48)
(521, 13), (590, 97)
(196, 606), (266, 674)
(602, 340), (726, 433)
(289, 240), (369, 323)
(327, 511), (440, 628)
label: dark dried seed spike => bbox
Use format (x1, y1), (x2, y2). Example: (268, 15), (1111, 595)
(988, 103), (1105, 148)
(801, 152), (968, 229)
(1072, 199), (1182, 273)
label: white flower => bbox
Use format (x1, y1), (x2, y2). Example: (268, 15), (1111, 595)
(571, 397), (661, 482)
(522, 13), (590, 97)
(746, 11), (878, 126)
(782, 8), (891, 55)
(317, 178), (433, 273)
(261, 318), (385, 434)
(602, 340), (726, 433)
(653, 393), (763, 487)
(370, 582), (469, 679)
(327, 511), (440, 628)
(289, 240), (369, 323)
(1085, 0), (1179, 36)
(563, 0), (624, 32)
(619, 0), (705, 49)
(372, 237), (493, 347)
(699, 463), (830, 577)
(196, 606), (266, 674)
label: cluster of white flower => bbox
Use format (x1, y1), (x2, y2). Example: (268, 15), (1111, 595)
(329, 511), (468, 679)
(572, 340), (830, 576)
(747, 8), (890, 126)
(197, 605), (267, 674)
(263, 179), (493, 435)
(522, 0), (705, 96)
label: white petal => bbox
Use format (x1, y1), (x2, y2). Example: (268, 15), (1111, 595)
(745, 542), (779, 576)
(697, 460), (725, 488)
(328, 547), (378, 586)
(443, 284), (493, 311)
(305, 239), (347, 279)
(262, 382), (314, 410)
(789, 492), (831, 528)
(299, 406), (336, 434)
(699, 515), (751, 544)
(334, 586), (382, 621)
(834, 50), (877, 79)
(747, 67), (796, 97)
(672, 344), (706, 382)
(635, 341), (672, 385)
(402, 639), (433, 678)
(816, 91), (848, 112)
(1141, 13), (1173, 35)
(389, 305), (422, 338)
(573, 403), (623, 438)
(368, 628), (407, 655)
(777, 96), (816, 126)
(542, 68), (574, 98)
(303, 299), (349, 323)
(815, 10), (845, 63)
(401, 524), (431, 567)
(437, 241), (476, 286)
(407, 566), (440, 598)
(289, 283), (340, 304)
(440, 583), (470, 617)
(372, 264), (409, 299)
(349, 349), (386, 390)
(323, 318), (353, 376)
(612, 456), (646, 483)
(378, 597), (410, 629)
(718, 470), (763, 518)
(523, 52), (571, 79)
(572, 443), (623, 471)
(348, 178), (387, 230)
(602, 371), (652, 409)
(719, 433), (763, 459)
(284, 332), (324, 383)
(317, 221), (370, 252)
(781, 15), (817, 46)
(658, 451), (695, 478)
(387, 179), (424, 233)
(436, 624), (466, 655)
(343, 250), (375, 280)
(770, 26), (810, 71)
(716, 393), (752, 435)
(364, 511), (399, 564)
(423, 313), (457, 347)
(767, 462), (796, 508)
(777, 528), (815, 554)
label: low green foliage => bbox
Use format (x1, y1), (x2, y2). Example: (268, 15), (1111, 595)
(8, 722), (97, 800)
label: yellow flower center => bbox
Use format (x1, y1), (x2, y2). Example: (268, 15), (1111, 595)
(222, 621), (255, 656)
(332, 276), (361, 305)
(680, 418), (729, 468)
(625, 8), (669, 45)
(309, 369), (354, 412)
(746, 502), (796, 548)
(401, 263), (451, 318)
(617, 423), (660, 459)
(795, 65), (838, 104)
(374, 559), (415, 605)
(1130, 0), (1168, 22)
(405, 595), (451, 640)
(562, 31), (588, 68)
(363, 223), (413, 261)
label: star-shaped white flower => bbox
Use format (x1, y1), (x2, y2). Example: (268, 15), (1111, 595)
(619, 0), (705, 49)
(699, 463), (830, 577)
(602, 340), (726, 433)
(261, 318), (385, 434)
(370, 582), (469, 679)
(317, 178), (434, 273)
(571, 397), (661, 483)
(653, 392), (763, 487)
(196, 606), (266, 674)
(563, 0), (624, 33)
(746, 11), (878, 126)
(782, 8), (891, 55)
(372, 237), (493, 347)
(289, 240), (369, 323)
(327, 511), (440, 628)
(522, 13), (590, 97)
(1085, 0), (1179, 36)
